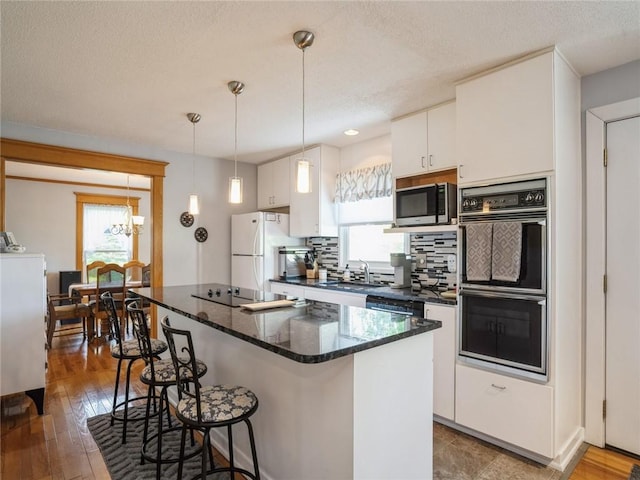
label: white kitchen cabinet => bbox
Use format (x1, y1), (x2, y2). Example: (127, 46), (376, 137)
(289, 145), (340, 237)
(425, 304), (456, 421)
(257, 155), (290, 209)
(391, 101), (456, 178)
(270, 282), (304, 298)
(302, 287), (366, 308)
(455, 363), (554, 458)
(456, 51), (555, 185)
(0, 253), (47, 414)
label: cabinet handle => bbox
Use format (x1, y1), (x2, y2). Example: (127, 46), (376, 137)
(421, 156), (425, 168)
(429, 154), (433, 167)
(459, 164), (464, 178)
(491, 383), (507, 391)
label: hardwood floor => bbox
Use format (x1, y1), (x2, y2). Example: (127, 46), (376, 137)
(2, 326), (638, 479)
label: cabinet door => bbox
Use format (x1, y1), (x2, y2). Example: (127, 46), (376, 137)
(425, 304), (455, 420)
(270, 282), (304, 298)
(427, 102), (456, 172)
(456, 52), (554, 185)
(257, 162), (274, 209)
(303, 287), (366, 308)
(272, 156), (290, 207)
(455, 364), (554, 457)
(391, 111), (428, 178)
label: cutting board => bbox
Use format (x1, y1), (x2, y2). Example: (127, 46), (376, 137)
(440, 290), (457, 299)
(241, 299), (295, 311)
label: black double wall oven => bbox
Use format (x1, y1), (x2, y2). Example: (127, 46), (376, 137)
(458, 178), (548, 382)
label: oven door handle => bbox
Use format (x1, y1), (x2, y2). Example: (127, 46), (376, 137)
(459, 289), (545, 303)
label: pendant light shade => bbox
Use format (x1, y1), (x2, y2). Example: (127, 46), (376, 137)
(293, 30), (314, 194)
(228, 80), (245, 204)
(187, 112), (201, 215)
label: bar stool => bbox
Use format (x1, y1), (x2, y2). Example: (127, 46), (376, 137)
(160, 317), (261, 480)
(127, 303), (208, 479)
(101, 291), (167, 444)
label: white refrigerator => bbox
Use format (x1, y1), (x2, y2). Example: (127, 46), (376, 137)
(231, 212), (303, 297)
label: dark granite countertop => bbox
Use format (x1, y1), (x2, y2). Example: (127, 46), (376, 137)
(130, 284), (441, 365)
(270, 278), (457, 306)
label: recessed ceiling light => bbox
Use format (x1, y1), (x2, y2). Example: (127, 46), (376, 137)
(343, 129), (359, 136)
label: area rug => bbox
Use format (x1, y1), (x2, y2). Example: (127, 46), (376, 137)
(87, 406), (225, 480)
(630, 464), (640, 480)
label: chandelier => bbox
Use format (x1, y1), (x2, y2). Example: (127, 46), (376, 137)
(111, 175), (144, 236)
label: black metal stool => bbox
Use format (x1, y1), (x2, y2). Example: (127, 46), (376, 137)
(128, 304), (209, 479)
(161, 317), (261, 480)
(101, 291), (167, 444)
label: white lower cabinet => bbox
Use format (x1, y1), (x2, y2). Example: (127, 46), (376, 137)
(425, 304), (456, 421)
(302, 287), (366, 308)
(455, 364), (554, 458)
(269, 282), (304, 298)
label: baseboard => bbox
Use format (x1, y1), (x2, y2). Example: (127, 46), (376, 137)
(550, 427), (585, 471)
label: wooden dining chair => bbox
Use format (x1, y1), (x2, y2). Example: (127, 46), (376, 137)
(46, 292), (93, 348)
(141, 263), (151, 287)
(86, 260), (106, 283)
(124, 259), (145, 282)
(89, 263), (126, 337)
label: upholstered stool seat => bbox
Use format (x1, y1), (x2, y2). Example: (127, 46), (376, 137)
(111, 338), (167, 359)
(176, 385), (258, 423)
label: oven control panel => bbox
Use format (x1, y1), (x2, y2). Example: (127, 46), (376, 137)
(460, 180), (546, 214)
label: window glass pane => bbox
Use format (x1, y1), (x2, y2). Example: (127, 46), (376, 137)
(343, 224), (406, 266)
(83, 204), (132, 269)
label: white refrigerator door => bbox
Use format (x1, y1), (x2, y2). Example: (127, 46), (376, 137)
(232, 255), (264, 291)
(232, 212), (263, 256)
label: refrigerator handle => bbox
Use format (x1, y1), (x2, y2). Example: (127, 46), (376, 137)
(253, 255), (260, 290)
(252, 216), (261, 255)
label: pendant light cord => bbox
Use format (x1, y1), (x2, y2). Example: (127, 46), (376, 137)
(302, 47), (306, 157)
(234, 92), (238, 177)
(192, 121), (196, 188)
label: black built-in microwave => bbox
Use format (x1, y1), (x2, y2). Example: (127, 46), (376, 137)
(395, 183), (457, 226)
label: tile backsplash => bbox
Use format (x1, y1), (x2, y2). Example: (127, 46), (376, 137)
(307, 230), (458, 291)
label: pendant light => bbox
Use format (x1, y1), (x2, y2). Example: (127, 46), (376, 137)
(228, 80), (245, 204)
(187, 112), (201, 215)
(293, 30), (314, 194)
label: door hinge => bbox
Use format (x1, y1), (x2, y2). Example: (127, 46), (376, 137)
(603, 274), (607, 293)
(604, 148), (608, 167)
(603, 399), (607, 419)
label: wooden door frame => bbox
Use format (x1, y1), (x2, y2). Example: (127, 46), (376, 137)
(584, 97), (640, 447)
(0, 138), (168, 336)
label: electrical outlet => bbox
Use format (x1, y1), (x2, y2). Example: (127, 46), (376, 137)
(415, 254), (427, 268)
(447, 254), (457, 273)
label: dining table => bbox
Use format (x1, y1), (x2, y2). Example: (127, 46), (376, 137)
(68, 280), (142, 342)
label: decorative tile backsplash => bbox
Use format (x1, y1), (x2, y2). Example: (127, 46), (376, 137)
(307, 230), (458, 291)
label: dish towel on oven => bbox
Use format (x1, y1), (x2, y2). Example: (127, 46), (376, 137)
(492, 222), (523, 282)
(466, 223), (493, 281)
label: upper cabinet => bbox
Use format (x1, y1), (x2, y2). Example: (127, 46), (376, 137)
(289, 145), (340, 238)
(257, 155), (290, 209)
(456, 52), (555, 185)
(391, 101), (456, 178)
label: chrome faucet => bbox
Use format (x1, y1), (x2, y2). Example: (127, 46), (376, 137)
(359, 259), (370, 283)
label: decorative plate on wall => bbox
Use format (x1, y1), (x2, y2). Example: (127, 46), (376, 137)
(194, 227), (208, 243)
(180, 211), (194, 228)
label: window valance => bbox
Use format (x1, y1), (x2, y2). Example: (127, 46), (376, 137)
(335, 163), (392, 203)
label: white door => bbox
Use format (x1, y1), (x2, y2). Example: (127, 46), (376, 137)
(231, 212), (263, 255)
(231, 255), (264, 291)
(605, 115), (640, 455)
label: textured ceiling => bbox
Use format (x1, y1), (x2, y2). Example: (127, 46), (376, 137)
(2, 1), (639, 165)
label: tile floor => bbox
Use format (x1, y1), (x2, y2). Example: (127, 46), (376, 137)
(433, 422), (564, 480)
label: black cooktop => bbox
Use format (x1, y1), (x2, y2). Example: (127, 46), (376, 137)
(191, 283), (279, 308)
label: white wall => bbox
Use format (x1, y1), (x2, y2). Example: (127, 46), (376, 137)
(338, 134), (391, 172)
(2, 121), (257, 289)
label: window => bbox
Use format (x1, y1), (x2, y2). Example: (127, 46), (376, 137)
(340, 223), (407, 272)
(75, 193), (139, 277)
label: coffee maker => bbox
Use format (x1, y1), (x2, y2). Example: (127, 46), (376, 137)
(389, 253), (411, 288)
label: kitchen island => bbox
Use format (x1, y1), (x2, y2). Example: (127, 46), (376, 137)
(131, 284), (441, 480)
